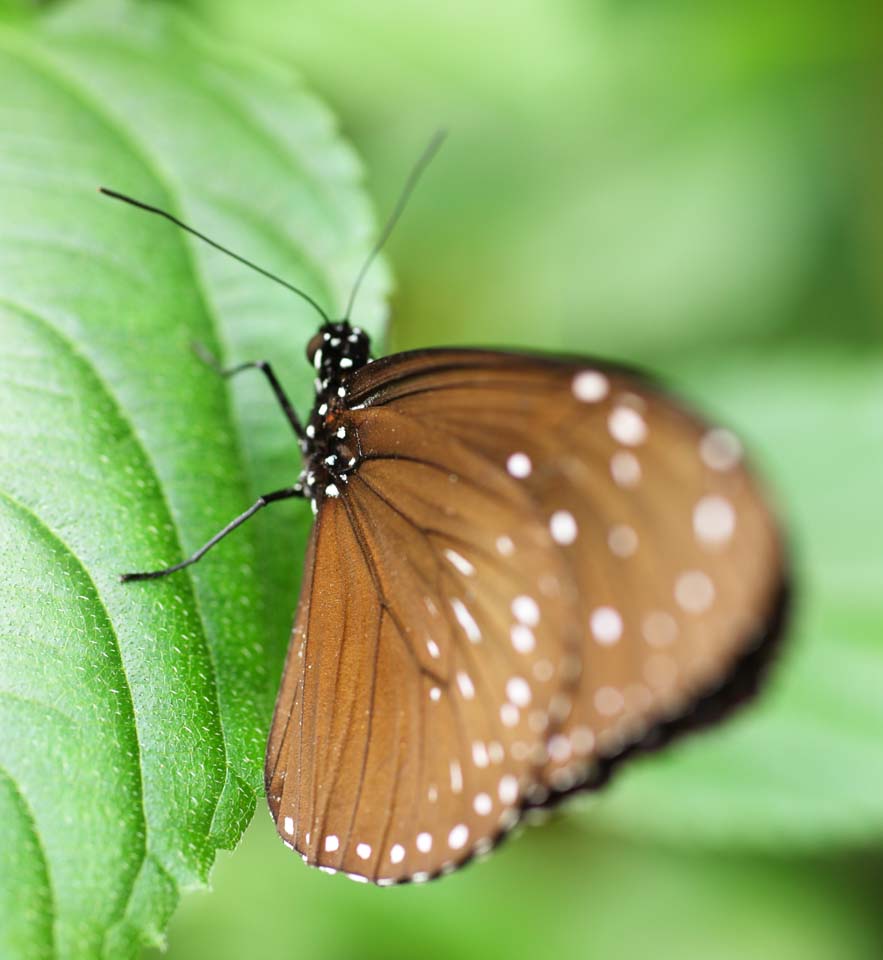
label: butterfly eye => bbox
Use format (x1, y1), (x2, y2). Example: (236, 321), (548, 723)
(306, 330), (327, 364)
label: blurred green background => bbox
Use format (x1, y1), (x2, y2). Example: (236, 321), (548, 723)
(2, 0), (878, 956)
(136, 1), (881, 958)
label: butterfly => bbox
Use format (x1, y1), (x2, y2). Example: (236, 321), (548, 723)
(106, 134), (788, 886)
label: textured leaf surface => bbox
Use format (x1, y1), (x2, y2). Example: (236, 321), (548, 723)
(0, 2), (384, 956)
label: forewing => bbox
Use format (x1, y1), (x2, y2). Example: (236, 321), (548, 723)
(344, 349), (787, 803)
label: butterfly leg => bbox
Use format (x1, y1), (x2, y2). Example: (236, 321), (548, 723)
(192, 342), (304, 440)
(119, 486), (301, 582)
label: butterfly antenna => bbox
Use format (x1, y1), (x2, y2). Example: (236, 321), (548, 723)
(343, 129), (447, 322)
(98, 187), (331, 324)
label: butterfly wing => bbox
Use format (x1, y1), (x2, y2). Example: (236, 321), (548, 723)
(266, 348), (787, 883)
(265, 408), (584, 882)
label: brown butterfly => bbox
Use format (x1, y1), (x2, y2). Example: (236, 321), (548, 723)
(108, 134), (788, 886)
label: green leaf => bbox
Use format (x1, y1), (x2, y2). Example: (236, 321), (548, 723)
(587, 351), (883, 849)
(0, 2), (385, 956)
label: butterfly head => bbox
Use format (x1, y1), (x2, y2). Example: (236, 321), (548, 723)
(306, 321), (371, 383)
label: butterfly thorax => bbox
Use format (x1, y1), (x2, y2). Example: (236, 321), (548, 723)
(297, 321), (372, 510)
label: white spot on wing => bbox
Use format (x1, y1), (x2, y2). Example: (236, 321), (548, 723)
(506, 452), (532, 478)
(451, 598), (482, 642)
(457, 670), (475, 700)
(511, 595), (540, 626)
(610, 451), (641, 488)
(693, 495), (736, 546)
(496, 535), (515, 556)
(572, 369), (609, 402)
(499, 775), (519, 805)
(510, 623), (535, 654)
(675, 570), (715, 613)
(506, 676), (532, 707)
(590, 606), (623, 645)
(444, 548), (475, 576)
(549, 510), (578, 545)
(448, 824), (469, 850)
(608, 524), (638, 557)
(700, 428), (743, 471)
(608, 406), (647, 445)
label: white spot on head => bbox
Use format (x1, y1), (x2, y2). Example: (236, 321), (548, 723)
(426, 638), (440, 659)
(283, 816), (294, 835)
(595, 686), (625, 716)
(506, 452), (532, 478)
(444, 548), (475, 576)
(473, 793), (493, 816)
(693, 495), (736, 546)
(642, 610), (678, 647)
(313, 349), (323, 369)
(590, 606), (623, 646)
(325, 834), (340, 852)
(356, 842), (372, 860)
(417, 832), (433, 853)
(496, 535), (515, 556)
(390, 843), (405, 864)
(572, 369), (609, 403)
(511, 595), (540, 626)
(506, 676), (532, 707)
(510, 623), (535, 654)
(500, 702), (519, 727)
(550, 510), (578, 545)
(456, 670), (475, 700)
(448, 824), (469, 850)
(610, 451), (641, 488)
(451, 599), (481, 643)
(675, 570), (716, 613)
(325, 484), (340, 498)
(700, 428), (743, 471)
(608, 524), (638, 557)
(499, 775), (519, 805)
(608, 406), (647, 445)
